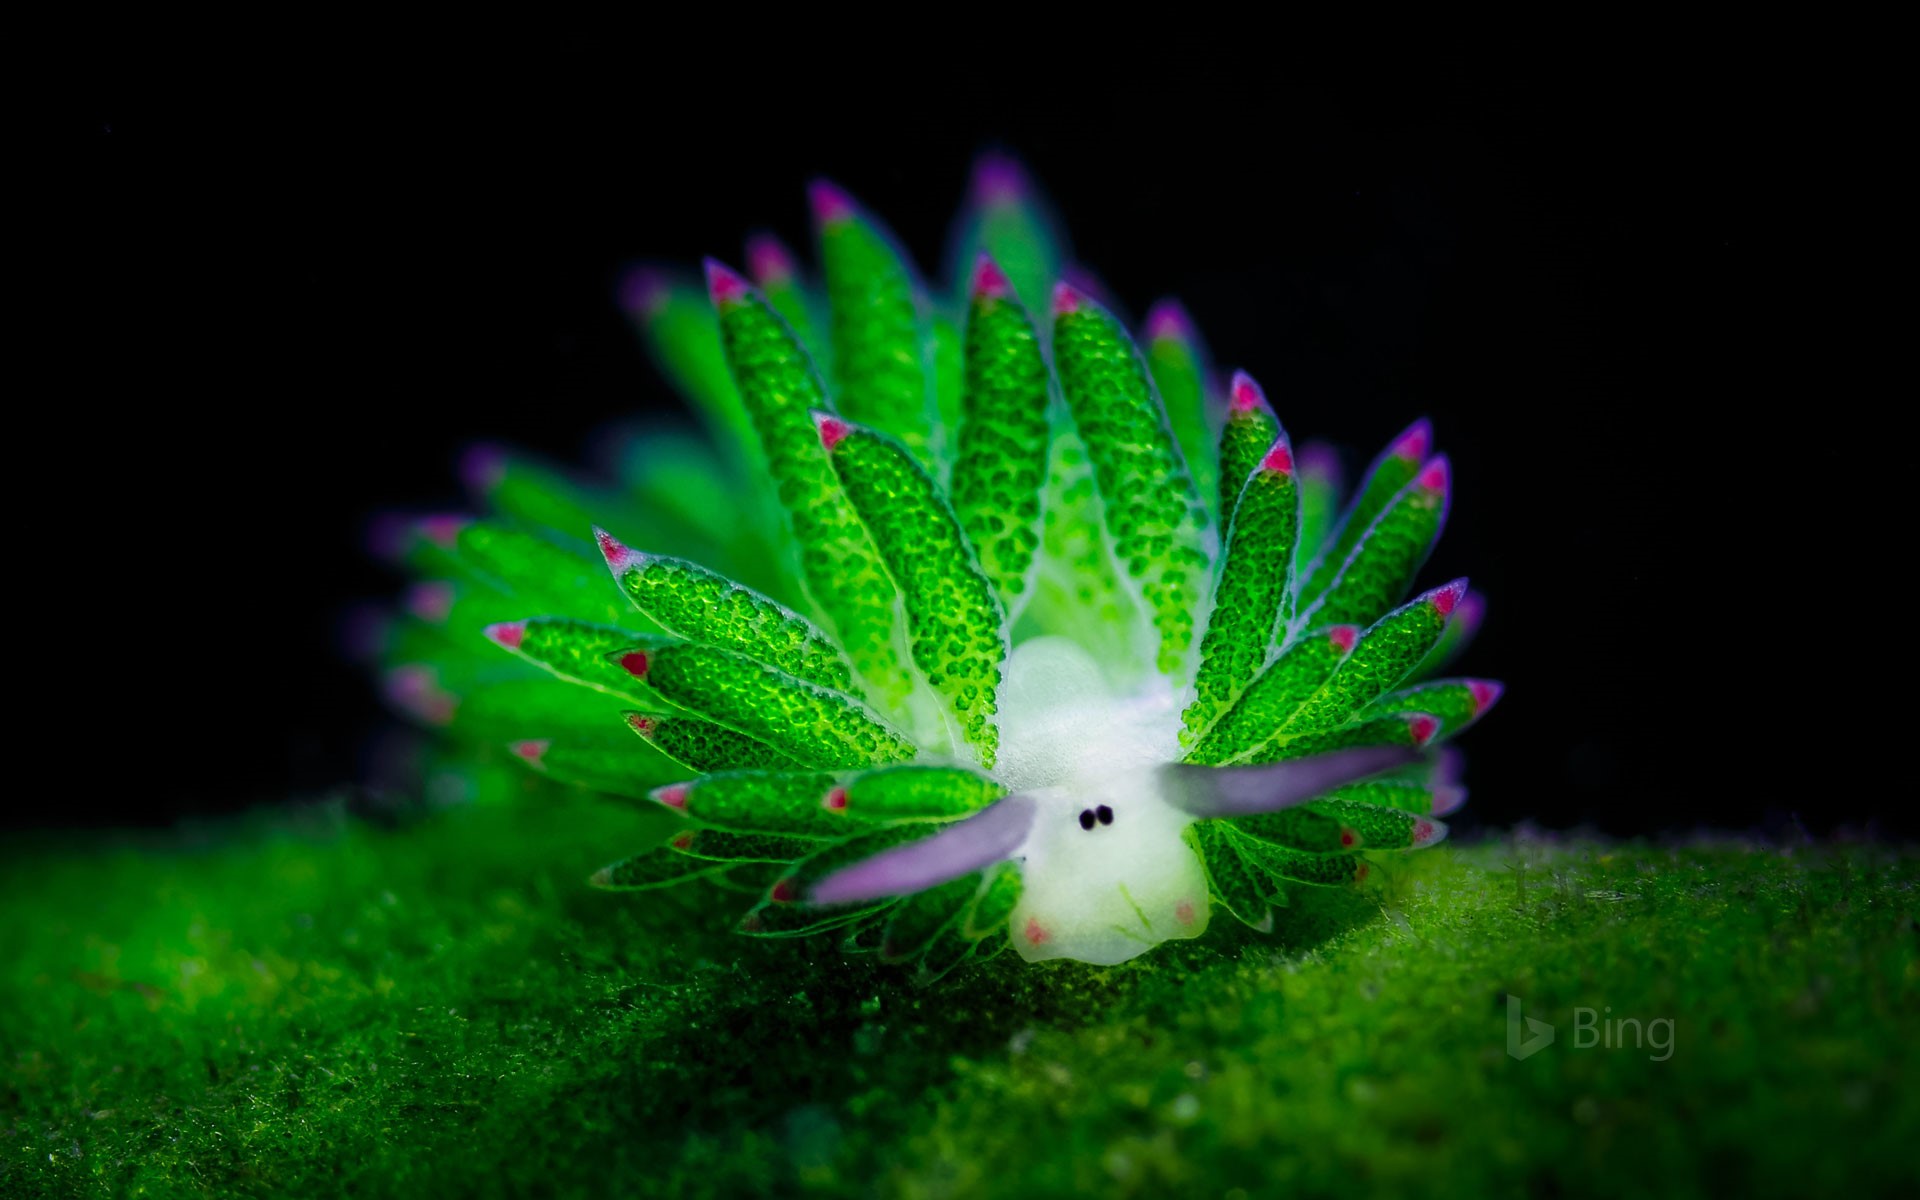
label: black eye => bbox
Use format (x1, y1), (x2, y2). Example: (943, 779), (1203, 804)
(1096, 805), (1114, 826)
(1078, 809), (1096, 831)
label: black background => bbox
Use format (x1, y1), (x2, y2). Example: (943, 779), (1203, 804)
(44, 53), (1875, 837)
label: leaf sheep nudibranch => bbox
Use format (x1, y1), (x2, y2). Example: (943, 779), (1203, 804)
(371, 156), (1503, 981)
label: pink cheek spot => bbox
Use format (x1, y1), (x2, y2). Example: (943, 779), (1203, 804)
(511, 739), (548, 768)
(1024, 916), (1048, 946)
(823, 786), (849, 812)
(1260, 442), (1294, 475)
(1174, 899), (1196, 927)
(815, 414), (851, 450)
(770, 878), (799, 904)
(484, 621), (525, 651)
(618, 651), (650, 678)
(1407, 714), (1440, 746)
(1468, 679), (1504, 715)
(651, 783), (688, 811)
(1329, 625), (1359, 653)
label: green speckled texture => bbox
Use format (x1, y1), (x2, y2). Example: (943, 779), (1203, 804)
(667, 770), (849, 838)
(614, 554), (857, 696)
(1367, 677), (1485, 733)
(951, 278), (1050, 614)
(827, 422), (1004, 765)
(505, 617), (663, 703)
(1216, 403), (1282, 537)
(880, 873), (979, 961)
(1052, 298), (1211, 675)
(1183, 459), (1300, 746)
(1234, 836), (1365, 889)
(642, 642), (915, 769)
(1306, 797), (1424, 849)
(1185, 627), (1355, 766)
(592, 842), (727, 890)
(676, 828), (826, 864)
(1146, 329), (1218, 526)
(1317, 777), (1445, 816)
(818, 211), (936, 463)
(1274, 594), (1451, 745)
(1300, 444), (1422, 606)
(1265, 712), (1436, 762)
(713, 287), (912, 707)
(963, 859), (1025, 938)
(631, 712), (805, 772)
(9, 808), (1913, 1197)
(1230, 806), (1354, 854)
(1301, 472), (1444, 630)
(840, 765), (1004, 821)
(1187, 823), (1271, 929)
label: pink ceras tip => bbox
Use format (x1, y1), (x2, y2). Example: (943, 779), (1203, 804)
(1467, 680), (1504, 716)
(703, 258), (750, 306)
(652, 783), (689, 811)
(973, 254), (1012, 299)
(1417, 454), (1451, 494)
(594, 526), (638, 573)
(815, 413), (851, 450)
(745, 234), (795, 285)
(627, 713), (657, 737)
(404, 581), (455, 624)
(1329, 625), (1360, 653)
(511, 739), (549, 767)
(618, 650), (650, 678)
(807, 179), (856, 225)
(1428, 578), (1470, 616)
(1050, 280), (1083, 315)
(823, 786), (849, 812)
(770, 877), (800, 904)
(1145, 299), (1194, 343)
(1229, 371), (1269, 415)
(484, 621), (525, 650)
(418, 513), (470, 549)
(1406, 714), (1441, 745)
(1261, 441), (1294, 475)
(1391, 418), (1433, 464)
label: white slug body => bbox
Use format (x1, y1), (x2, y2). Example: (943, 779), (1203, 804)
(994, 637), (1211, 965)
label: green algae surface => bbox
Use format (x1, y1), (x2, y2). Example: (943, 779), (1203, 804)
(4, 797), (1915, 1198)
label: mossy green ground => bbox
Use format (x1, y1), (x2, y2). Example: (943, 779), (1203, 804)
(4, 796), (1916, 1198)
